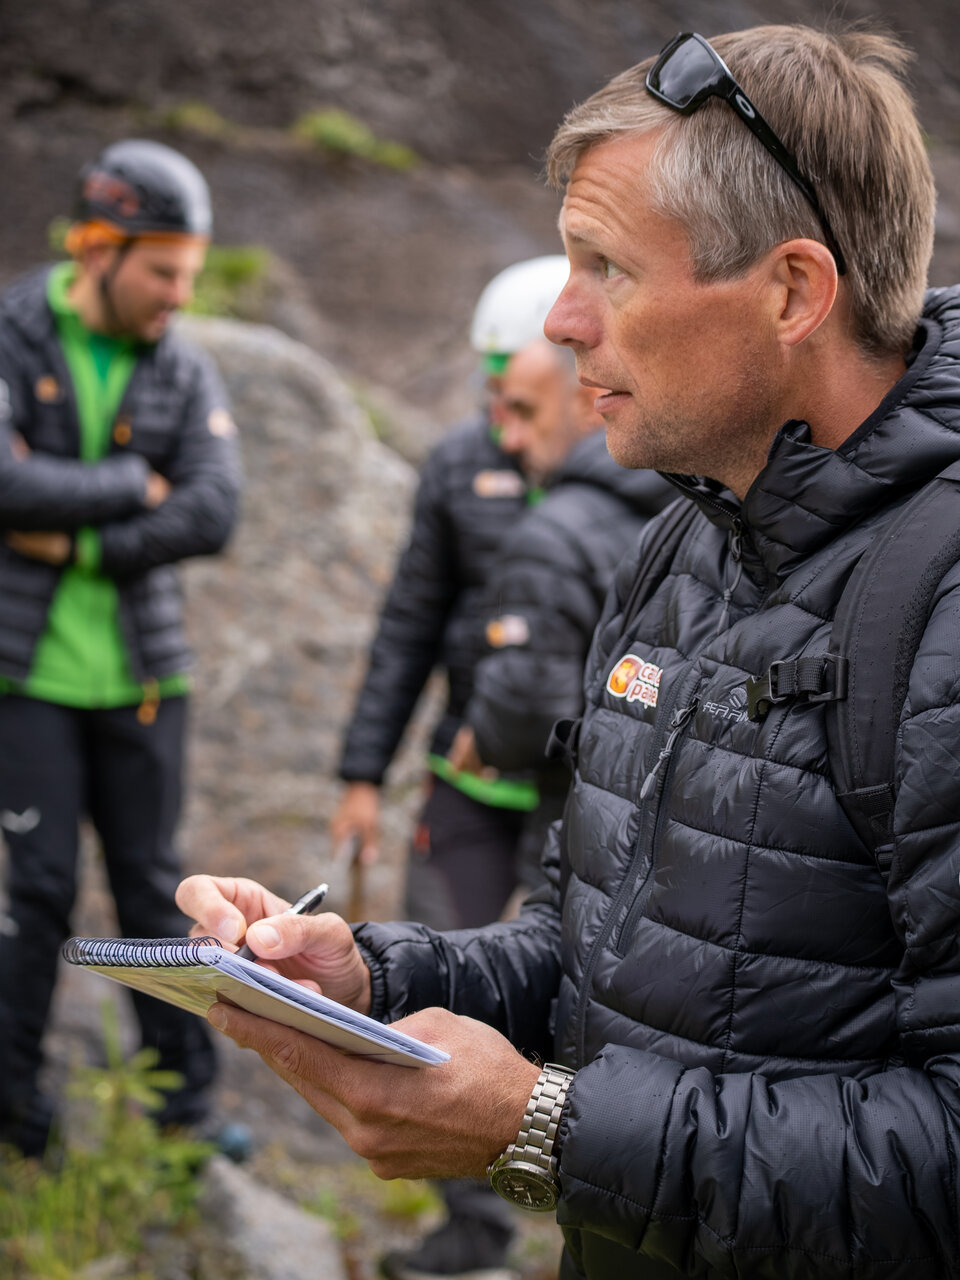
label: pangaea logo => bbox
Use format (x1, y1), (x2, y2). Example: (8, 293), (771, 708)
(473, 469), (526, 499)
(606, 653), (663, 707)
(486, 614), (530, 648)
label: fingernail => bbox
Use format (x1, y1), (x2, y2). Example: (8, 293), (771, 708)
(217, 916), (241, 943)
(208, 1005), (227, 1030)
(249, 923), (280, 950)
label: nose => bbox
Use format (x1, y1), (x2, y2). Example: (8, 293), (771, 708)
(497, 413), (527, 458)
(544, 276), (597, 351)
(170, 272), (194, 310)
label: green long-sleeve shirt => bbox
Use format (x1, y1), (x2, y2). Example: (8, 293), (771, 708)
(0, 262), (189, 708)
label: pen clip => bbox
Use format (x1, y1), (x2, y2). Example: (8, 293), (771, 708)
(287, 882), (330, 916)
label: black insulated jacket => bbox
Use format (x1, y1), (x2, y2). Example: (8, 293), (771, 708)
(466, 429), (671, 783)
(354, 288), (960, 1279)
(0, 267), (242, 682)
(338, 416), (528, 784)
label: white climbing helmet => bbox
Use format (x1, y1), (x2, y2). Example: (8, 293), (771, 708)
(469, 255), (570, 358)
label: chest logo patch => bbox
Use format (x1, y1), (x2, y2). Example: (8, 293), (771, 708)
(486, 614), (530, 648)
(607, 653), (663, 707)
(35, 375), (61, 404)
(208, 407), (237, 438)
(473, 469), (525, 499)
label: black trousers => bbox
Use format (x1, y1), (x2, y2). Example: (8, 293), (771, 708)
(0, 694), (215, 1142)
(404, 775), (527, 931)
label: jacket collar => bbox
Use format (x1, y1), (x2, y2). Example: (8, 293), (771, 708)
(0, 266), (60, 349)
(663, 288), (960, 581)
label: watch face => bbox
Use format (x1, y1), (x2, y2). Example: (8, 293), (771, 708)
(490, 1162), (558, 1213)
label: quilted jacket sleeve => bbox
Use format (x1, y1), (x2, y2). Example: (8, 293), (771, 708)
(338, 444), (459, 785)
(553, 561), (960, 1279)
(352, 818), (564, 1062)
(466, 496), (611, 773)
(0, 329), (150, 529)
(97, 349), (241, 578)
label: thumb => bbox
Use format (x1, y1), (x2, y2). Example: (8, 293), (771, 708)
(245, 910), (350, 961)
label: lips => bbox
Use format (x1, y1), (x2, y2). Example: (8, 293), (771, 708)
(593, 388), (631, 414)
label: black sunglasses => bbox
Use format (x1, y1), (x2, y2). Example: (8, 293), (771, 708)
(646, 32), (846, 275)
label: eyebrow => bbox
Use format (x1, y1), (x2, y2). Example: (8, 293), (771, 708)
(556, 216), (595, 251)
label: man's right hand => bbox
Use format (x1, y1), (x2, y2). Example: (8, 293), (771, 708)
(145, 470), (170, 508)
(175, 874), (373, 1014)
(329, 781), (381, 866)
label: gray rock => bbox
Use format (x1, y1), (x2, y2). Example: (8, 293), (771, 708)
(200, 1155), (347, 1280)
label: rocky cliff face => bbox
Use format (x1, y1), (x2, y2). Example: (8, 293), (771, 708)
(3, 1), (960, 431)
(174, 316), (426, 914)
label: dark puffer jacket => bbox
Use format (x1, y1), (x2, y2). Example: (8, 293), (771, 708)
(467, 430), (672, 777)
(0, 267), (242, 681)
(354, 288), (960, 1279)
(338, 416), (528, 784)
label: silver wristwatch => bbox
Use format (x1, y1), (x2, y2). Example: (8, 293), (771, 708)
(488, 1062), (575, 1212)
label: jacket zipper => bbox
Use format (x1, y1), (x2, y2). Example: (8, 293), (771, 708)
(639, 698), (701, 802)
(570, 510), (748, 1065)
(572, 670), (701, 1066)
(618, 697), (700, 947)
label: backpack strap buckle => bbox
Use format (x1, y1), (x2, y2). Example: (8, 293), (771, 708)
(746, 653), (848, 721)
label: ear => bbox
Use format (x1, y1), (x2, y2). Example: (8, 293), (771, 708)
(767, 238), (838, 348)
(81, 242), (119, 280)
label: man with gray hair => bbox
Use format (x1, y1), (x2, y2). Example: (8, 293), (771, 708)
(179, 25), (960, 1279)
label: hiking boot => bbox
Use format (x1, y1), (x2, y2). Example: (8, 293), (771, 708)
(379, 1214), (518, 1280)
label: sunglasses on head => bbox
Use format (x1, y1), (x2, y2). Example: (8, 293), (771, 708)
(645, 31), (846, 275)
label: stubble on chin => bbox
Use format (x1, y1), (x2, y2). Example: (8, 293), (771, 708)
(603, 412), (689, 475)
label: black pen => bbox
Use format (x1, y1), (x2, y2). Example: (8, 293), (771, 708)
(235, 881), (329, 961)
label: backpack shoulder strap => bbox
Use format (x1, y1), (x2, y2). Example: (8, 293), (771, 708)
(547, 494), (698, 908)
(620, 494), (700, 635)
(546, 494), (698, 774)
(826, 459), (960, 881)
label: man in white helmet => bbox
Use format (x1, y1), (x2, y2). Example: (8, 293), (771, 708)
(330, 256), (567, 1280)
(331, 256), (569, 920)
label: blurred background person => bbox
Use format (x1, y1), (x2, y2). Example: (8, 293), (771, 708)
(0, 140), (242, 1157)
(448, 339), (673, 892)
(331, 256), (567, 1280)
(330, 255), (570, 928)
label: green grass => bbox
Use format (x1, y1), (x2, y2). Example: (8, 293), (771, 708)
(292, 108), (419, 170)
(161, 101), (232, 139)
(0, 1001), (213, 1279)
(47, 217), (70, 256)
(188, 243), (271, 318)
(300, 1163), (441, 1243)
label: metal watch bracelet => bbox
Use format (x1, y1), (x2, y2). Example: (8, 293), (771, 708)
(488, 1062), (575, 1211)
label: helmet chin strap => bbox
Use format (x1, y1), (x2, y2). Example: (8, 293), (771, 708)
(97, 239), (133, 334)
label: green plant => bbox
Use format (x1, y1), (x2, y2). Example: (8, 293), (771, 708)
(188, 243), (271, 318)
(378, 1175), (442, 1219)
(351, 380), (393, 443)
(161, 100), (232, 139)
(0, 1001), (212, 1279)
(305, 1184), (361, 1240)
(47, 217), (71, 257)
(292, 108), (419, 171)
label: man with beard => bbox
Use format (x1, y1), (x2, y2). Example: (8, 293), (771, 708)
(0, 140), (241, 1155)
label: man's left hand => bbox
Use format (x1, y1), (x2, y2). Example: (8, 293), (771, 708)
(5, 531), (71, 564)
(447, 725), (495, 777)
(206, 1000), (540, 1180)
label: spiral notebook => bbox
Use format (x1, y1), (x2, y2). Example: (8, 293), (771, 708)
(62, 936), (449, 1068)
